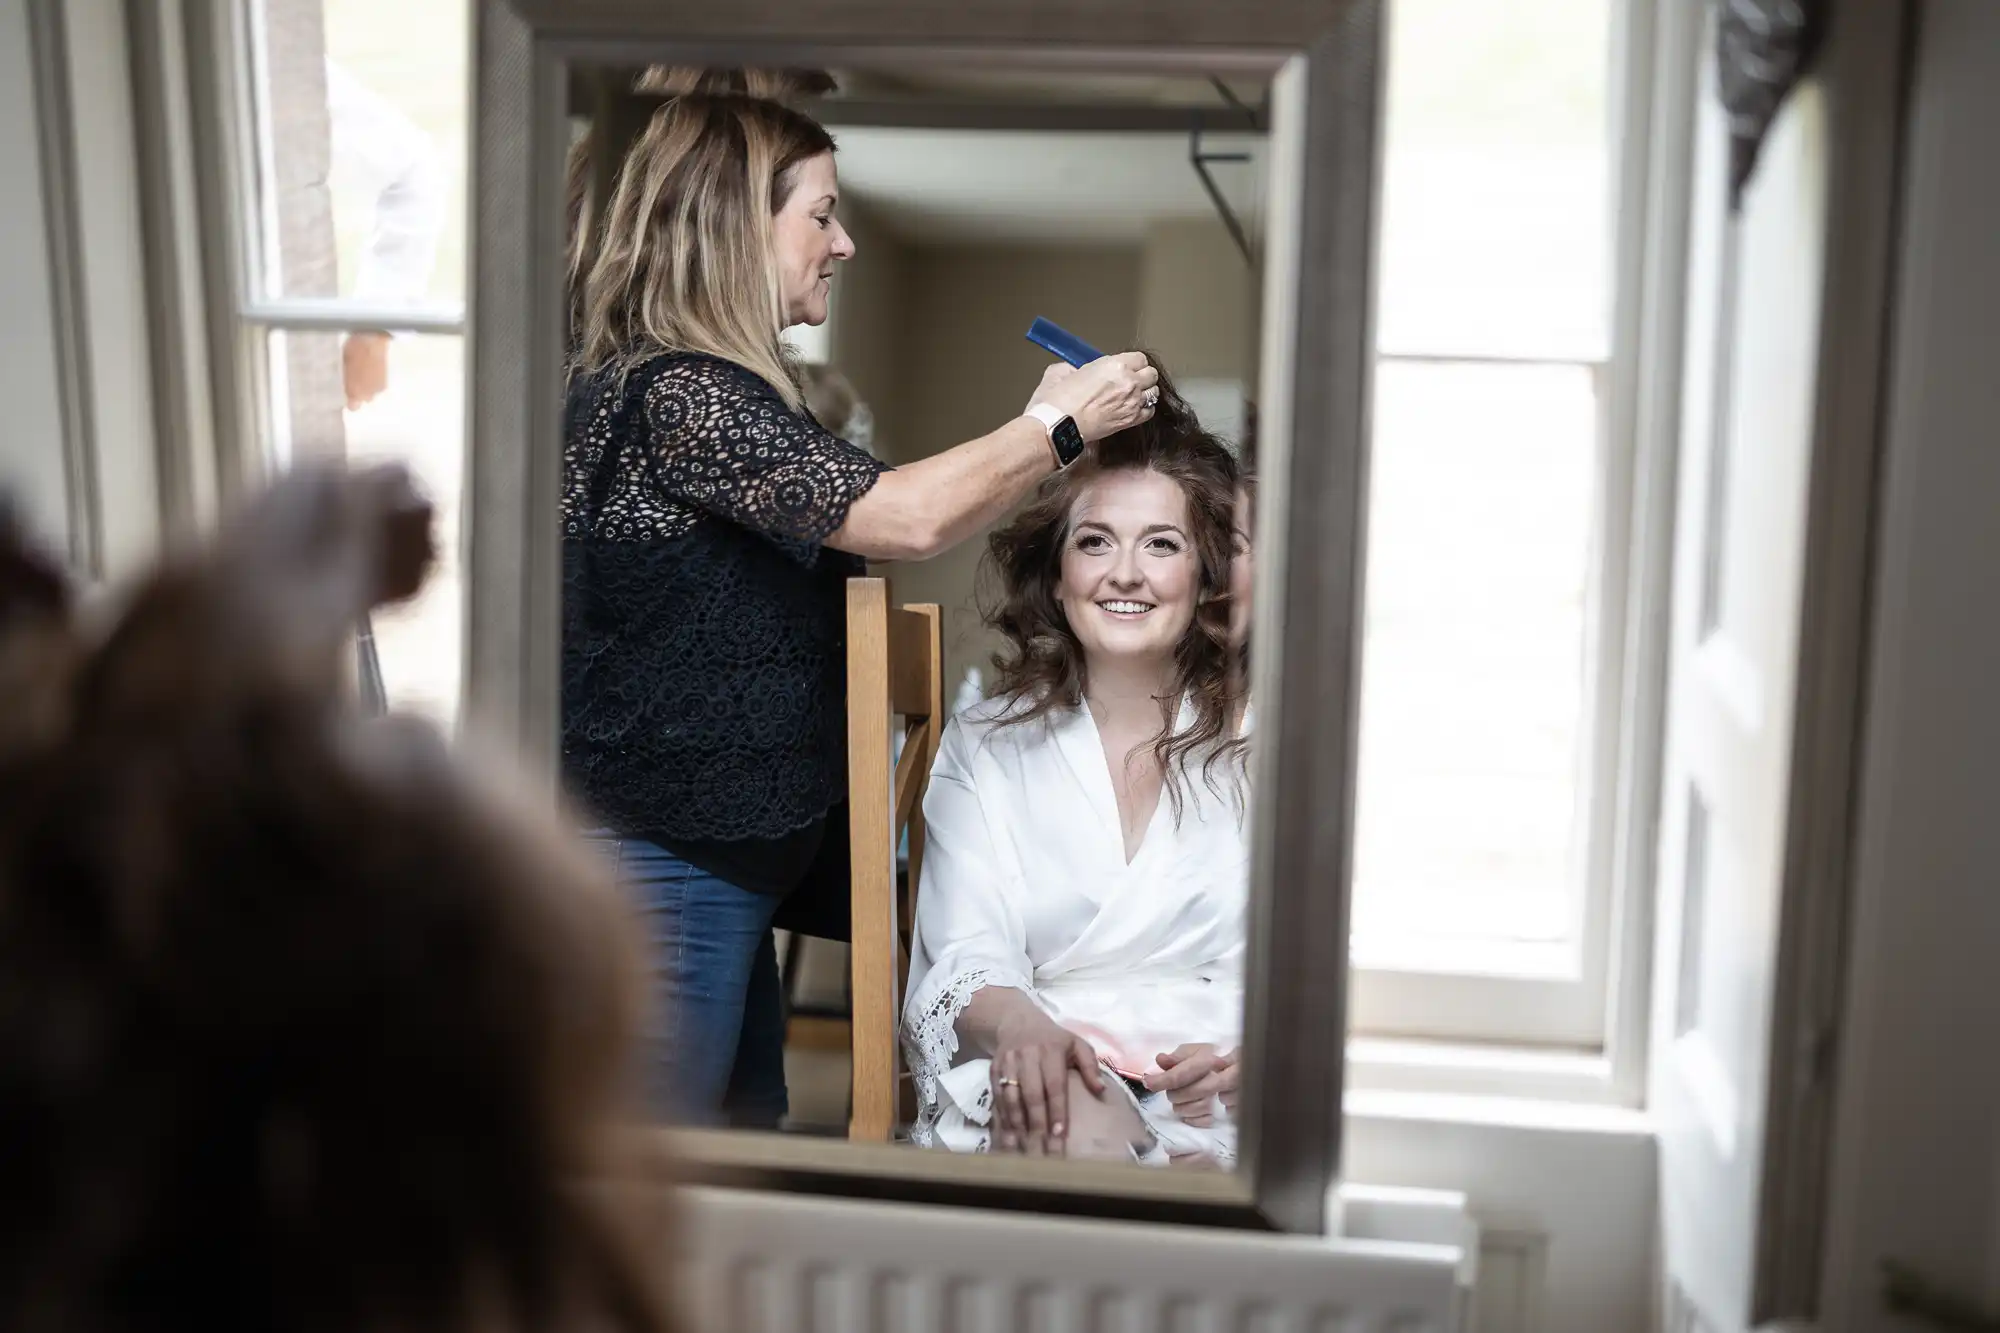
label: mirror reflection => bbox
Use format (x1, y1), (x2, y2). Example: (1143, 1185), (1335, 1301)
(560, 65), (1268, 1167)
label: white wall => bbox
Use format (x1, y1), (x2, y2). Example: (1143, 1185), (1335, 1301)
(1136, 218), (1258, 447)
(1134, 217), (1259, 385)
(1346, 1100), (1654, 1333)
(1816, 2), (2000, 1326)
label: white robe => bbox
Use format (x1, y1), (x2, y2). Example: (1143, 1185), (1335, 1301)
(900, 696), (1249, 1163)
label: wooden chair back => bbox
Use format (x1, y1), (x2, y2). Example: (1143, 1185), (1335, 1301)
(844, 578), (944, 1141)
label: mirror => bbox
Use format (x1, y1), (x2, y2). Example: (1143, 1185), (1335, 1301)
(471, 0), (1378, 1232)
(564, 64), (1268, 1161)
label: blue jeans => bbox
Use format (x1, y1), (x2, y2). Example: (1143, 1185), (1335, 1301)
(584, 832), (789, 1129)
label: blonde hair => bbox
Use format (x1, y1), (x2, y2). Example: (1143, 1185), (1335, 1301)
(570, 69), (837, 411)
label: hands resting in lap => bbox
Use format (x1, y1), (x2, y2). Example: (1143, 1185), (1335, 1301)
(984, 1002), (1238, 1158)
(986, 1006), (1105, 1156)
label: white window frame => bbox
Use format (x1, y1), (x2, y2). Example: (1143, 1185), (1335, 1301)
(1345, 0), (1690, 1107)
(10, 0), (185, 585)
(180, 0), (471, 718)
(203, 0), (468, 498)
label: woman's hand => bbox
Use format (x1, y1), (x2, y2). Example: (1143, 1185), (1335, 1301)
(1143, 1044), (1239, 1128)
(1033, 352), (1160, 443)
(989, 1008), (1106, 1156)
(827, 354), (1160, 563)
(1024, 361), (1076, 415)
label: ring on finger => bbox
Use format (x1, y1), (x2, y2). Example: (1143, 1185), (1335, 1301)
(1143, 389), (1159, 408)
(997, 1076), (1022, 1088)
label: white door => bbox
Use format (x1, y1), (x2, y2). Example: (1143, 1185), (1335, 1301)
(1650, 41), (1830, 1333)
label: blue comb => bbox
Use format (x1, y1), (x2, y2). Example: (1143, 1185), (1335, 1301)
(1025, 317), (1104, 368)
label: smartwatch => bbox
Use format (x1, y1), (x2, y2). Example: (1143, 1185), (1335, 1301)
(1025, 402), (1087, 470)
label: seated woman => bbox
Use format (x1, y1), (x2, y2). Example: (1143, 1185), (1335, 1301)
(901, 368), (1249, 1166)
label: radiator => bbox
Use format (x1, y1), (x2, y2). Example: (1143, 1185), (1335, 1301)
(679, 1184), (1472, 1332)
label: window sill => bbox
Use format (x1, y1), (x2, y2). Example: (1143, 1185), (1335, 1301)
(1346, 1035), (1642, 1108)
(1346, 1085), (1652, 1137)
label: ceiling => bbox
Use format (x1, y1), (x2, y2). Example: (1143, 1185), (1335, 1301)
(570, 65), (1272, 247)
(832, 126), (1268, 247)
(835, 69), (1270, 109)
(811, 69), (1268, 246)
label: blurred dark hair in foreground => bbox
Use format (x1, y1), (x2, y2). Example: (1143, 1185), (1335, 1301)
(0, 469), (678, 1333)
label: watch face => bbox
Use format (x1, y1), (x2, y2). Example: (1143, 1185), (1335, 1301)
(1052, 416), (1087, 467)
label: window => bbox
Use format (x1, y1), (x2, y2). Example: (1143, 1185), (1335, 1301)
(229, 0), (471, 726)
(1349, 0), (1654, 1065)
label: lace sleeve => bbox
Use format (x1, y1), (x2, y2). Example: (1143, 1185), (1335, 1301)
(903, 965), (1033, 1149)
(642, 357), (888, 552)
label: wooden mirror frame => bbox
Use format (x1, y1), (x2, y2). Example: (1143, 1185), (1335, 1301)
(466, 0), (1381, 1234)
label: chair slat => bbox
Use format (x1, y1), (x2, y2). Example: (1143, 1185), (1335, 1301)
(891, 717), (931, 833)
(845, 580), (899, 1142)
(844, 584), (945, 1143)
(887, 606), (939, 718)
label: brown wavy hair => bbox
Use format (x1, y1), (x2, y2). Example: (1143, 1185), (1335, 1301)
(980, 361), (1248, 815)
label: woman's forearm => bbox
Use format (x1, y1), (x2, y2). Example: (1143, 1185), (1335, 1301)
(828, 352), (1160, 561)
(954, 983), (1047, 1059)
(827, 417), (1051, 562)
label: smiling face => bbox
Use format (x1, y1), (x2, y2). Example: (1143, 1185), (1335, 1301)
(1057, 468), (1201, 672)
(771, 151), (853, 328)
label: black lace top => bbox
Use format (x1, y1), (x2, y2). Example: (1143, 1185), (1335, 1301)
(561, 352), (888, 870)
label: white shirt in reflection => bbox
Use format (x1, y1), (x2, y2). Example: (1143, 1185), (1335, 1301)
(325, 59), (444, 305)
(901, 696), (1250, 1163)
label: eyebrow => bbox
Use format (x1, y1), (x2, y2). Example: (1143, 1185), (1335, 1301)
(812, 194), (837, 210)
(1075, 520), (1188, 540)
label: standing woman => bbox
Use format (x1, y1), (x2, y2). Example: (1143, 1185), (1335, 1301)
(563, 69), (1159, 1128)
